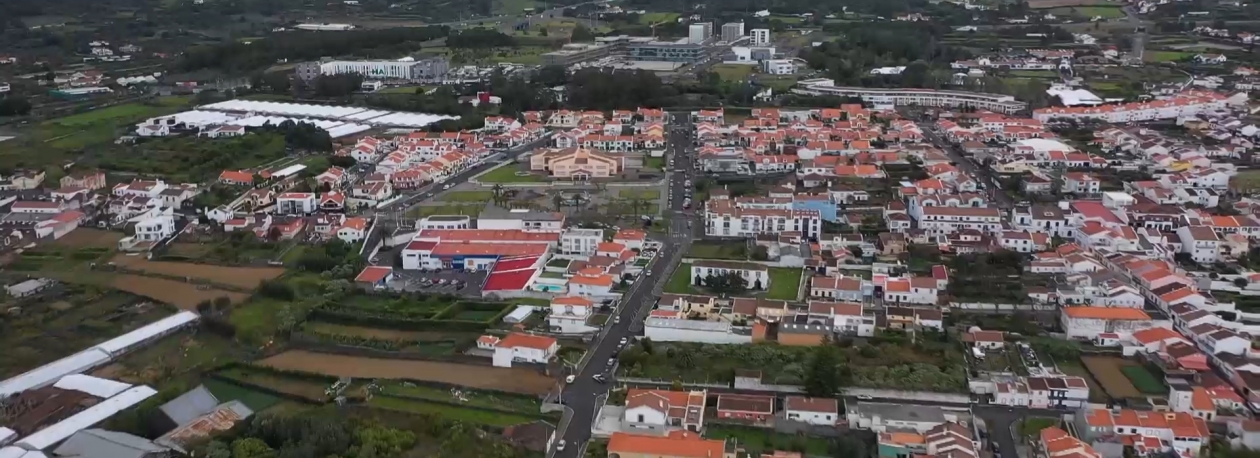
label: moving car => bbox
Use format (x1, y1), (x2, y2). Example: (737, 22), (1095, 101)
(565, 375), (576, 384)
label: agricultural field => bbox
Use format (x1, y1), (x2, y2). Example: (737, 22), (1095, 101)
(1120, 365), (1167, 395)
(48, 228), (125, 249)
(0, 97), (191, 169)
(0, 286), (174, 378)
(706, 425), (833, 456)
(299, 320), (481, 356)
(202, 378), (283, 412)
(1027, 0), (1114, 8)
(1054, 360), (1108, 403)
(1082, 356), (1153, 400)
(368, 396), (540, 426)
(711, 64), (755, 83)
(619, 340), (967, 392)
(259, 351), (558, 395)
(377, 381), (543, 415)
(111, 274), (250, 310)
(91, 330), (242, 386)
(213, 365), (336, 402)
(638, 12), (680, 24)
(108, 254), (284, 289)
(1145, 51), (1193, 63)
(161, 230), (298, 265)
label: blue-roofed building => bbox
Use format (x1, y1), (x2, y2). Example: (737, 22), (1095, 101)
(793, 196), (838, 223)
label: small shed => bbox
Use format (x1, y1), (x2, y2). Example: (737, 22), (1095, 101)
(6, 278), (52, 298)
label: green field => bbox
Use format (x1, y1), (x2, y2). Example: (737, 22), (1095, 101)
(478, 165), (546, 183)
(687, 241), (748, 260)
(376, 86), (432, 94)
(711, 64), (756, 82)
(378, 382), (541, 414)
(665, 262), (695, 294)
(1233, 169), (1260, 191)
(1120, 366), (1166, 395)
(644, 156), (665, 170)
(1144, 51), (1193, 63)
(1007, 70), (1060, 78)
(1048, 6), (1125, 18)
(767, 267), (803, 300)
(368, 396), (538, 426)
(493, 0), (540, 15)
(203, 378), (282, 411)
(638, 12), (681, 24)
(706, 425), (832, 456)
(1, 96), (192, 168)
(439, 190), (494, 202)
(1017, 417), (1061, 437)
(618, 189), (661, 200)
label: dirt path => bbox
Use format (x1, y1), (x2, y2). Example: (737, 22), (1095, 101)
(258, 350), (555, 395)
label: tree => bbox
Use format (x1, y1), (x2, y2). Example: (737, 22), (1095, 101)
(0, 96), (32, 116)
(206, 441), (232, 458)
(1234, 277), (1249, 289)
(704, 272), (749, 295)
(571, 25), (595, 42)
(231, 438), (276, 458)
(313, 73), (364, 97)
(803, 343), (841, 397)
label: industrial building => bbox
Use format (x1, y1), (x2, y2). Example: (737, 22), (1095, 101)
(627, 41), (706, 63)
(316, 57), (449, 80)
(542, 43), (615, 66)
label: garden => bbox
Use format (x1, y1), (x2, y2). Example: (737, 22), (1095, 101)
(308, 292), (517, 331)
(617, 335), (968, 392)
(1081, 356), (1165, 400)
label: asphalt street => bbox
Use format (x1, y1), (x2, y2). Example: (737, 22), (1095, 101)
(550, 112), (696, 457)
(917, 120), (1015, 209)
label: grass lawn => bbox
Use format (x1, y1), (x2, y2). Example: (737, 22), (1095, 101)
(494, 0), (540, 15)
(665, 263), (695, 294)
(439, 190), (494, 202)
(644, 156), (665, 170)
(1, 96), (191, 169)
(479, 165), (546, 183)
(687, 241), (747, 260)
(705, 425), (831, 456)
(368, 396), (539, 426)
(1233, 169), (1260, 191)
(1144, 51), (1192, 63)
(1120, 366), (1167, 395)
(711, 64), (755, 82)
(619, 189), (660, 200)
(1007, 70), (1060, 78)
(379, 382), (541, 414)
(1048, 5), (1125, 18)
(1017, 417), (1061, 437)
(766, 267), (803, 300)
(203, 378), (282, 412)
(638, 12), (681, 24)
(376, 86), (431, 94)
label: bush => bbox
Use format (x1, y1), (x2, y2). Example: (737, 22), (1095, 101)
(258, 279), (295, 301)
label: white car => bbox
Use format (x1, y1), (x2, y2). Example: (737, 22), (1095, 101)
(556, 440), (566, 451)
(565, 375), (576, 384)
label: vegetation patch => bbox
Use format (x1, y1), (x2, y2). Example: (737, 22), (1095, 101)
(478, 165), (546, 183)
(1120, 365), (1167, 395)
(766, 268), (803, 300)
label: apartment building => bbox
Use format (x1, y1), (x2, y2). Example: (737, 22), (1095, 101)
(704, 198), (822, 239)
(916, 206), (1003, 235)
(1033, 91), (1239, 123)
(794, 79), (1028, 114)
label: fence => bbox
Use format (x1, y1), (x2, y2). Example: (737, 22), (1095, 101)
(950, 302), (1056, 312)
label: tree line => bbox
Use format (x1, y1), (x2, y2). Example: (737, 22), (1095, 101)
(179, 26), (449, 73)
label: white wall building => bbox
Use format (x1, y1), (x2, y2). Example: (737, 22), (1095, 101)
(1061, 306), (1161, 340)
(560, 228), (603, 256)
(690, 260), (771, 291)
(549, 296), (598, 334)
(763, 59), (796, 75)
(1176, 226), (1221, 264)
(643, 317), (753, 344)
(489, 333), (558, 368)
(786, 396), (839, 426)
(751, 28), (771, 46)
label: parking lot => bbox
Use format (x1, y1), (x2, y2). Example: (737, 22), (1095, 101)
(392, 268), (488, 295)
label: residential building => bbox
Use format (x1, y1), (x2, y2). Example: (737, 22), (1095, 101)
(751, 28), (771, 46)
(690, 260), (771, 291)
(1060, 307), (1158, 340)
(529, 147), (622, 179)
(606, 431), (726, 458)
(561, 228), (603, 255)
(1075, 408), (1210, 457)
(784, 396), (838, 426)
(1176, 226), (1221, 264)
(705, 198), (822, 239)
(276, 192), (317, 215)
(715, 394), (775, 424)
(624, 389), (707, 433)
(488, 333), (558, 368)
(60, 170), (107, 190)
(549, 296), (597, 334)
(478, 205), (566, 232)
(917, 206), (1003, 235)
(794, 80), (1028, 114)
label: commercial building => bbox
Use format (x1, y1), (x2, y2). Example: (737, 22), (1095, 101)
(793, 79), (1028, 114)
(688, 22), (713, 44)
(763, 59), (796, 75)
(1059, 306), (1160, 340)
(542, 43), (615, 66)
(317, 57), (449, 80)
(627, 42), (705, 63)
(751, 28), (771, 46)
(721, 22), (744, 43)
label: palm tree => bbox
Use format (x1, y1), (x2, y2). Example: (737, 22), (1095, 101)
(491, 184), (505, 207)
(552, 193), (565, 213)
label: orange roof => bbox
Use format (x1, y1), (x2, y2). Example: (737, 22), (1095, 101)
(1132, 327), (1183, 345)
(430, 242), (550, 257)
(552, 296), (594, 306)
(607, 432), (725, 458)
(597, 242), (626, 253)
(615, 229), (647, 241)
(339, 217), (369, 231)
(419, 229), (560, 243)
(885, 279), (911, 293)
(1061, 307), (1150, 320)
(497, 332), (556, 351)
(570, 274), (615, 287)
(219, 170), (253, 183)
(1191, 387), (1214, 411)
(354, 266), (393, 283)
(477, 335), (500, 346)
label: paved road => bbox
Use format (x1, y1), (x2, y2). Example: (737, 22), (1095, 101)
(973, 405), (1069, 458)
(550, 112), (696, 457)
(373, 134), (555, 227)
(916, 120), (1015, 209)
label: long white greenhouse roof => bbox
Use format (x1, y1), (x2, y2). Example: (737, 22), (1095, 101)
(14, 386), (158, 450)
(197, 99), (458, 128)
(95, 311), (198, 355)
(0, 349), (110, 398)
(52, 375), (132, 399)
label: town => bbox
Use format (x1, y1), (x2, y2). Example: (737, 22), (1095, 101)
(6, 0), (1260, 456)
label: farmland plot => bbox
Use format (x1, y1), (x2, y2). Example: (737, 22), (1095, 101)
(110, 254), (284, 289)
(259, 350), (556, 395)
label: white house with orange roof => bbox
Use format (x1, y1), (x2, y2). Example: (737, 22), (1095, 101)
(1039, 428), (1100, 458)
(568, 268), (616, 296)
(623, 389), (708, 433)
(613, 229), (648, 251)
(486, 332), (558, 367)
(549, 296), (598, 334)
(1075, 408), (1210, 457)
(335, 217), (370, 243)
(882, 277), (940, 305)
(1123, 327), (1191, 356)
(276, 192), (317, 215)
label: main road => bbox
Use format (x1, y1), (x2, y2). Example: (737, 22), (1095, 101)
(916, 120), (1015, 209)
(550, 112), (696, 457)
